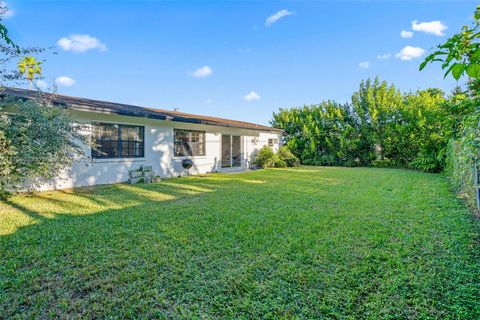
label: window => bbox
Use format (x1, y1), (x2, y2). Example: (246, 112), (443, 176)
(92, 123), (144, 159)
(268, 138), (278, 147)
(174, 129), (205, 156)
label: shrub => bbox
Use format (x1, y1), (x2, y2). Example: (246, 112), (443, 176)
(271, 78), (476, 173)
(277, 146), (300, 167)
(274, 158), (286, 168)
(253, 146), (278, 168)
(253, 145), (300, 169)
(0, 97), (88, 197)
(410, 155), (442, 173)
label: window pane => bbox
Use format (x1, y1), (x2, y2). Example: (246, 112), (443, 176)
(92, 123), (144, 159)
(174, 129), (205, 156)
(121, 126), (142, 141)
(98, 124), (118, 140)
(121, 141), (130, 157)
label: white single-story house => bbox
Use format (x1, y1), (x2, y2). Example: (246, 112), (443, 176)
(4, 88), (283, 191)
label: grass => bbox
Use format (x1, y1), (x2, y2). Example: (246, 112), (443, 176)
(0, 166), (478, 319)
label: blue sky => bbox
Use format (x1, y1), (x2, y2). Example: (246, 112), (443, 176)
(4, 0), (479, 125)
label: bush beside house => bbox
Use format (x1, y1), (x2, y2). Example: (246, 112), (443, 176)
(254, 146), (300, 169)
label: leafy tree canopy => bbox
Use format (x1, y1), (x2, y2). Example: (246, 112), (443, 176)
(0, 3), (87, 197)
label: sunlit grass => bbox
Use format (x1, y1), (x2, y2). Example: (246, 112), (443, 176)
(1, 167), (478, 319)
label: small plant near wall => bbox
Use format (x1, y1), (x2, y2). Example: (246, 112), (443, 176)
(253, 146), (300, 169)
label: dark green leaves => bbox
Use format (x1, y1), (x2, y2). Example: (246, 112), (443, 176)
(474, 5), (480, 20)
(272, 77), (473, 173)
(0, 97), (89, 196)
(0, 23), (18, 51)
(419, 60), (428, 71)
(450, 63), (466, 80)
(420, 5), (480, 81)
(466, 64), (480, 78)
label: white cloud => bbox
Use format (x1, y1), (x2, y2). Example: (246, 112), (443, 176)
(359, 61), (370, 69)
(55, 76), (76, 87)
(265, 9), (293, 27)
(395, 46), (425, 61)
(411, 20), (447, 36)
(243, 91), (261, 102)
(400, 30), (413, 38)
(377, 53), (391, 60)
(190, 66), (213, 78)
(35, 80), (48, 90)
(57, 34), (107, 53)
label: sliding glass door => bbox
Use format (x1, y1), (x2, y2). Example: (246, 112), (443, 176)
(221, 135), (231, 167)
(221, 135), (242, 168)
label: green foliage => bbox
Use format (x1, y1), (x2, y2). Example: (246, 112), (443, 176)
(0, 4), (18, 51)
(254, 145), (300, 169)
(0, 3), (81, 197)
(0, 97), (88, 197)
(410, 155), (441, 173)
(418, 3), (480, 206)
(445, 106), (480, 209)
(272, 100), (359, 167)
(253, 146), (278, 168)
(420, 5), (480, 81)
(277, 145), (300, 167)
(460, 106), (480, 161)
(1, 168), (478, 318)
(351, 78), (403, 164)
(272, 78), (470, 172)
(0, 2), (43, 86)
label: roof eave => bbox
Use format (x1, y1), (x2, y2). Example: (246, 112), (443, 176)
(2, 87), (283, 133)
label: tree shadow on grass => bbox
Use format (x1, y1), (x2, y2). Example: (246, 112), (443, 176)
(1, 170), (478, 319)
(0, 173), (271, 237)
(2, 198), (50, 223)
(0, 174), (284, 318)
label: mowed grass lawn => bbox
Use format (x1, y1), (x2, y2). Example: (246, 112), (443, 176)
(0, 167), (479, 319)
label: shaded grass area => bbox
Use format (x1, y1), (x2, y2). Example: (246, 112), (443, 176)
(0, 167), (478, 319)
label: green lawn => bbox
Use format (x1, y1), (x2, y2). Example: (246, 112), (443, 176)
(0, 167), (478, 319)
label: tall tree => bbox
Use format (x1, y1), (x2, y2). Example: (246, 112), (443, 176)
(17, 56), (42, 89)
(0, 3), (88, 197)
(351, 77), (403, 163)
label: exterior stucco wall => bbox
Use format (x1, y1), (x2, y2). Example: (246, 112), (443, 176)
(39, 110), (282, 191)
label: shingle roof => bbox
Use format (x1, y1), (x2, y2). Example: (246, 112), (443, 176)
(2, 87), (282, 133)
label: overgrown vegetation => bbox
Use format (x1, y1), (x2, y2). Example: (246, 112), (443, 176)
(444, 98), (480, 209)
(0, 3), (87, 197)
(422, 5), (480, 210)
(272, 79), (469, 172)
(272, 6), (480, 192)
(0, 97), (88, 196)
(1, 168), (478, 318)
